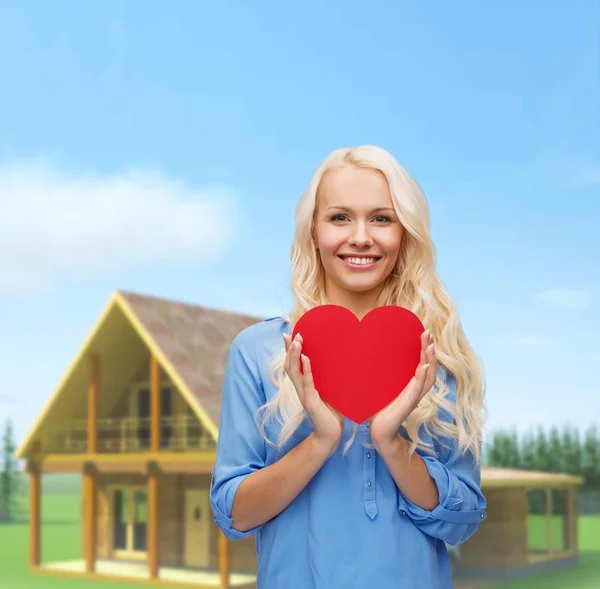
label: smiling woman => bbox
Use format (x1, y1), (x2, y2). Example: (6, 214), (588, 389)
(312, 165), (405, 312)
(210, 145), (487, 589)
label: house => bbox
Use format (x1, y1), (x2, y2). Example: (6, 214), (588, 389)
(455, 467), (584, 582)
(14, 290), (585, 588)
(14, 290), (265, 588)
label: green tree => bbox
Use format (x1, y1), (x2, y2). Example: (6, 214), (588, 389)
(0, 417), (20, 522)
(521, 429), (537, 470)
(582, 424), (600, 489)
(548, 425), (563, 472)
(561, 424), (581, 476)
(535, 426), (550, 471)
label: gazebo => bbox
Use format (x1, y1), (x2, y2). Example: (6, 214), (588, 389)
(455, 467), (584, 582)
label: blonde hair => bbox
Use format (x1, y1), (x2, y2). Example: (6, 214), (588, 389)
(254, 145), (486, 462)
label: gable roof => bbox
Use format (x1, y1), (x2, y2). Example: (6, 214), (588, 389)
(117, 290), (264, 430)
(15, 290), (265, 459)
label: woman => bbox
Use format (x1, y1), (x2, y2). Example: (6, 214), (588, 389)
(210, 145), (487, 589)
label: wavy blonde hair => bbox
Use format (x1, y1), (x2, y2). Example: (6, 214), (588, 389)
(254, 145), (486, 463)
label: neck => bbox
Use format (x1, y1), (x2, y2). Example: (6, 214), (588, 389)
(324, 278), (384, 320)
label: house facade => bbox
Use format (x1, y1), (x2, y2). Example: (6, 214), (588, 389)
(15, 290), (264, 588)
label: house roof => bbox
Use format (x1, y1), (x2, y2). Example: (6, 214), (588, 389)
(480, 467), (584, 488)
(14, 290), (265, 459)
(116, 290), (264, 431)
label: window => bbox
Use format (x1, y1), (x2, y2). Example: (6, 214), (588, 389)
(526, 487), (573, 562)
(112, 487), (147, 557)
(135, 386), (174, 450)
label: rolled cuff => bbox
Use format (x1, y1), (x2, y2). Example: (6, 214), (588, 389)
(398, 455), (487, 526)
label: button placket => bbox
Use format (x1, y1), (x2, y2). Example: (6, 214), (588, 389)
(363, 423), (377, 519)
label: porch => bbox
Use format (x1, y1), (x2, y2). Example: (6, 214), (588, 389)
(38, 559), (256, 588)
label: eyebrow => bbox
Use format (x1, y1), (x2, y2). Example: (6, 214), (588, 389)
(325, 206), (396, 213)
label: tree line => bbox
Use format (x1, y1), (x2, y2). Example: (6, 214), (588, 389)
(483, 423), (600, 514)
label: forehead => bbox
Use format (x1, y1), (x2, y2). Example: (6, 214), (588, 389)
(318, 166), (392, 209)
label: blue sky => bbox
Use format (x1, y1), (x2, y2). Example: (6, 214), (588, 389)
(1, 1), (598, 451)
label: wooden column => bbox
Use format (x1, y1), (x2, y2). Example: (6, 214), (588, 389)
(151, 355), (161, 452)
(83, 463), (97, 572)
(219, 529), (230, 589)
(568, 486), (578, 553)
(148, 462), (160, 579)
(148, 356), (161, 579)
(88, 354), (99, 453)
(28, 461), (41, 568)
(546, 488), (553, 553)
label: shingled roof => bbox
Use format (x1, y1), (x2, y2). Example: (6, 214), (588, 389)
(14, 290), (269, 458)
(118, 290), (266, 429)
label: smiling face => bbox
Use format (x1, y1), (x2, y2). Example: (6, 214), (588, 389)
(312, 165), (405, 314)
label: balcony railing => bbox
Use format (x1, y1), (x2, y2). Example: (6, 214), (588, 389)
(44, 415), (217, 454)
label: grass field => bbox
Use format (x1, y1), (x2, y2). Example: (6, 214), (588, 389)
(1, 475), (599, 589)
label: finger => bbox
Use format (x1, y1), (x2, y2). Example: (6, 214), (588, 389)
(420, 331), (429, 365)
(414, 362), (430, 396)
(284, 334), (301, 378)
(288, 335), (303, 379)
(301, 354), (314, 388)
(283, 333), (291, 353)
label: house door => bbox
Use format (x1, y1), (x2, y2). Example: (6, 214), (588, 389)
(184, 489), (210, 567)
(112, 487), (147, 560)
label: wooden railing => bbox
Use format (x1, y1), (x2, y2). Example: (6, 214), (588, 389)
(45, 415), (217, 453)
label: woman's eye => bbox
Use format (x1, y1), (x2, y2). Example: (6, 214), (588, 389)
(330, 214), (347, 222)
(374, 216), (392, 223)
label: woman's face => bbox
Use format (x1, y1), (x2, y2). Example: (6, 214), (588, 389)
(312, 165), (405, 298)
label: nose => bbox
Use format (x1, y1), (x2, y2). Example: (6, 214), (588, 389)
(348, 221), (372, 247)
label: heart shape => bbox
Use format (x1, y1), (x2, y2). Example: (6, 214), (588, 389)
(291, 305), (425, 424)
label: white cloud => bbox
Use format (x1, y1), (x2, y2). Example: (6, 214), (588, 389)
(0, 158), (240, 298)
(533, 288), (591, 309)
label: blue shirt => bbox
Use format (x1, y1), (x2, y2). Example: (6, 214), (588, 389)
(210, 317), (487, 589)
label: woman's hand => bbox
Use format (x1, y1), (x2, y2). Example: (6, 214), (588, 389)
(369, 330), (437, 453)
(283, 332), (345, 456)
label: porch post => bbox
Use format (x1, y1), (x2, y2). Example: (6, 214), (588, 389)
(219, 529), (230, 589)
(148, 355), (161, 579)
(83, 462), (97, 573)
(88, 353), (99, 453)
(148, 461), (160, 579)
(28, 461), (41, 568)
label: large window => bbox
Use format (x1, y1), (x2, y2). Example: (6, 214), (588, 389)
(136, 386), (173, 449)
(112, 487), (147, 557)
(526, 487), (573, 562)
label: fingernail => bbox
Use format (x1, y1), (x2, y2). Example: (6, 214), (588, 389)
(424, 363), (430, 370)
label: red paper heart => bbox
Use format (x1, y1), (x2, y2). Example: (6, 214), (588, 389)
(291, 305), (425, 424)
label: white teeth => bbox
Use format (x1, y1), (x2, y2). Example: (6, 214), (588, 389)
(343, 257), (377, 265)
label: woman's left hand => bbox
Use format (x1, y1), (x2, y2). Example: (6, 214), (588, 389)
(369, 330), (437, 452)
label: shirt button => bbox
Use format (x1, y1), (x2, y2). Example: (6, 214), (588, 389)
(366, 452), (371, 458)
(402, 510), (406, 515)
(367, 481), (372, 487)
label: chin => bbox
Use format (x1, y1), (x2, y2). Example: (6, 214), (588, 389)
(335, 274), (387, 293)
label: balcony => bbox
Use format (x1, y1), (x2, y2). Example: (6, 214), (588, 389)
(44, 415), (217, 454)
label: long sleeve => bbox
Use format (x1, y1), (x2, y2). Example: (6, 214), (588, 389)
(397, 368), (487, 546)
(209, 328), (268, 540)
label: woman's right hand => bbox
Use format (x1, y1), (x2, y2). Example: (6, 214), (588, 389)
(283, 332), (345, 455)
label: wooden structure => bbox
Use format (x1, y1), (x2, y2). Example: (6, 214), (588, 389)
(14, 291), (264, 588)
(457, 467), (584, 581)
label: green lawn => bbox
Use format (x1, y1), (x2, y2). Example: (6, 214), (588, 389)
(1, 486), (599, 589)
(1, 492), (142, 589)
